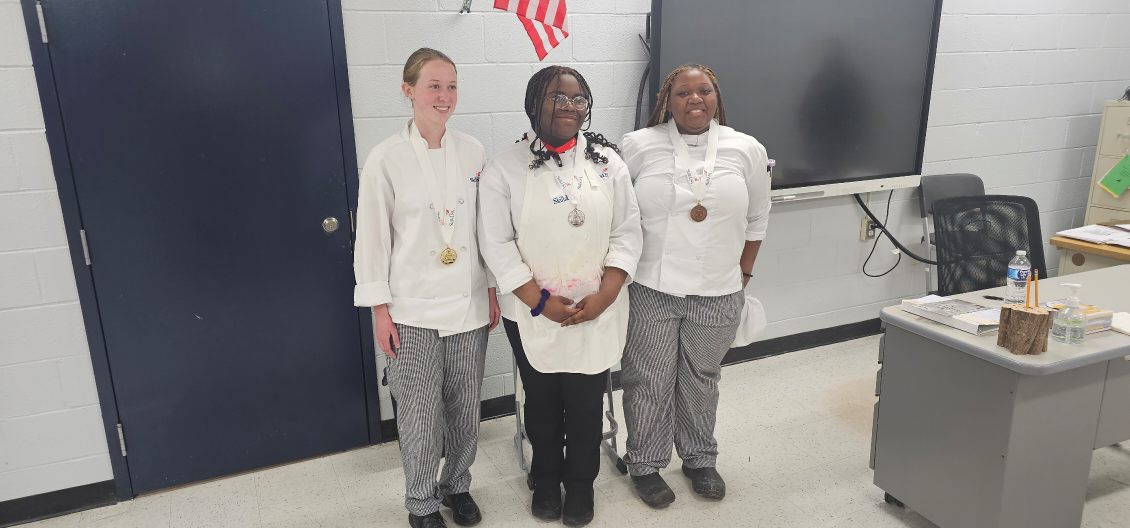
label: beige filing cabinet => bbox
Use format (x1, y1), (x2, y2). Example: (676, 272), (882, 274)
(1056, 101), (1130, 274)
(1083, 100), (1130, 224)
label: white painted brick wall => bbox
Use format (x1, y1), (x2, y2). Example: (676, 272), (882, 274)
(5, 0), (1130, 501)
(342, 1), (651, 419)
(0, 0), (112, 502)
(342, 1), (1130, 414)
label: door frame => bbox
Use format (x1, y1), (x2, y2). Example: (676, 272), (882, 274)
(19, 0), (379, 500)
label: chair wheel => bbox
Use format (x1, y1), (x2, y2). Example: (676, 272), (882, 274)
(615, 458), (628, 475)
(526, 474), (535, 490)
(884, 492), (904, 508)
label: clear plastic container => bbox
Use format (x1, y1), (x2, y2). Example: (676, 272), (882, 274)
(1004, 250), (1031, 304)
(1051, 283), (1085, 345)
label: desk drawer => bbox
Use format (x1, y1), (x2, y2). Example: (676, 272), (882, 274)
(1098, 105), (1130, 157)
(1058, 247), (1126, 275)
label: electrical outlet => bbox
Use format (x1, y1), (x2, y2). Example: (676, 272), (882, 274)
(860, 217), (878, 241)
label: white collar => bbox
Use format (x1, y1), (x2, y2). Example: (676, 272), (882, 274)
(402, 119), (448, 149)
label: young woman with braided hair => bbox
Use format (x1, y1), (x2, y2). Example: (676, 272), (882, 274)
(477, 65), (641, 526)
(619, 64), (771, 508)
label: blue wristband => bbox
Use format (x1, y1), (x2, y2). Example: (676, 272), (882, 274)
(530, 289), (551, 317)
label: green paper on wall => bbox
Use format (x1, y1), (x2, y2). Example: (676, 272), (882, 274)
(1099, 155), (1130, 199)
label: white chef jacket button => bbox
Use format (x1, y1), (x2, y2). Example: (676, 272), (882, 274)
(429, 250), (436, 256)
(460, 246), (467, 251)
(462, 292), (469, 298)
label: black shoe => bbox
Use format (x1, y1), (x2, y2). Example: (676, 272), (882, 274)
(630, 473), (675, 508)
(561, 486), (594, 527)
(681, 465), (726, 500)
(530, 482), (562, 521)
(441, 492), (482, 526)
(407, 511), (447, 528)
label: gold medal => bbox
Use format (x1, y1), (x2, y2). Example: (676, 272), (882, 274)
(440, 247), (458, 265)
(690, 203), (708, 222)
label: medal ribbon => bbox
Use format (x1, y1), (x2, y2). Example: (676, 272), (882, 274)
(668, 119), (719, 206)
(408, 121), (461, 254)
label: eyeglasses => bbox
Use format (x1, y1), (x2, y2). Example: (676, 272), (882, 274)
(546, 94), (590, 110)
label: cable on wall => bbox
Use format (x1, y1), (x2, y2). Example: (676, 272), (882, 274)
(853, 193), (937, 266)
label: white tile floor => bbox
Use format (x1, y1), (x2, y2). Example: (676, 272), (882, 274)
(19, 335), (1130, 527)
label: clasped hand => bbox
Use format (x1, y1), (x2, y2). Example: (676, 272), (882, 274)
(557, 290), (615, 327)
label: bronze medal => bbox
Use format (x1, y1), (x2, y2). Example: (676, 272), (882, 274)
(440, 247), (458, 265)
(690, 203), (708, 222)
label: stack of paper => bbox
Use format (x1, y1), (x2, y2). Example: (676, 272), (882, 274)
(1056, 225), (1130, 249)
(1112, 312), (1130, 336)
(1044, 300), (1115, 334)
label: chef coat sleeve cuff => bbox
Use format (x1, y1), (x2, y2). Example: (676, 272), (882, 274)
(354, 281), (392, 307)
(497, 267), (534, 295)
(604, 256), (637, 285)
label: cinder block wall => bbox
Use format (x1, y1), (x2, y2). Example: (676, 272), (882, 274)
(0, 0), (112, 502)
(3, 0), (1129, 502)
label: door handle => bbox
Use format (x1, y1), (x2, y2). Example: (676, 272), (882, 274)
(322, 217), (340, 234)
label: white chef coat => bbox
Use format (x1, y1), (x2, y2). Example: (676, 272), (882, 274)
(477, 133), (642, 322)
(353, 120), (490, 336)
(620, 121), (771, 297)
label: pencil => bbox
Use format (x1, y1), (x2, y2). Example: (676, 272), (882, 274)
(1034, 269), (1039, 306)
(1025, 271), (1031, 308)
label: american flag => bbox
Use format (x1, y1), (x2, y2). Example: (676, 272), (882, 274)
(493, 0), (569, 61)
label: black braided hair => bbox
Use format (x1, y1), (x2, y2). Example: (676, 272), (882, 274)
(521, 66), (619, 169)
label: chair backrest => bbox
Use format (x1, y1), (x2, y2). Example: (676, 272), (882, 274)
(930, 195), (1047, 296)
(919, 173), (985, 218)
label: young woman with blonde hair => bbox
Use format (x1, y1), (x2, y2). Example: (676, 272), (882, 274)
(354, 47), (499, 528)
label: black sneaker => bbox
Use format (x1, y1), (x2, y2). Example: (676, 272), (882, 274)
(531, 482), (562, 521)
(441, 492), (482, 526)
(407, 511), (447, 528)
(681, 465), (726, 500)
(630, 473), (675, 508)
(561, 486), (594, 527)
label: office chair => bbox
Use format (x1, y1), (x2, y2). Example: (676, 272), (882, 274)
(930, 195), (1046, 296)
(919, 174), (985, 292)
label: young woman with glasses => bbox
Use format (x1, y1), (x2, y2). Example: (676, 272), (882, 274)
(477, 65), (642, 526)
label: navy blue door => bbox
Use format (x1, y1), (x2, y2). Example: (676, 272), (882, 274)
(39, 0), (369, 493)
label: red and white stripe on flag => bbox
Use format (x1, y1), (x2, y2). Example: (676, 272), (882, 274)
(493, 0), (569, 61)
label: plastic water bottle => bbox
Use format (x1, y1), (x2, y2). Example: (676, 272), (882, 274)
(1051, 283), (1085, 345)
(1004, 250), (1031, 304)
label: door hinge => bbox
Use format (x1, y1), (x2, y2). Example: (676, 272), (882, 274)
(116, 423), (128, 456)
(35, 2), (48, 44)
(79, 229), (91, 266)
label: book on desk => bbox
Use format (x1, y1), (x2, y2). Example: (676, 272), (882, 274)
(900, 295), (999, 335)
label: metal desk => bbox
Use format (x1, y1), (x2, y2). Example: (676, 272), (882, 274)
(871, 265), (1130, 528)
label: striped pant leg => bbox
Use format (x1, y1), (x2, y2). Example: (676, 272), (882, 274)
(674, 291), (744, 469)
(437, 325), (489, 496)
(621, 283), (683, 477)
(386, 324), (445, 516)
